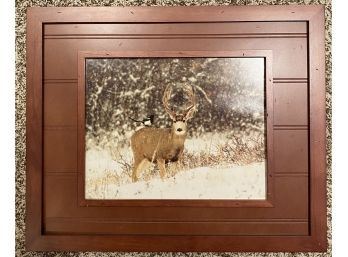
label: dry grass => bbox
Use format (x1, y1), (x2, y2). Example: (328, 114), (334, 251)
(85, 133), (265, 196)
(180, 134), (264, 171)
(128, 133), (264, 179)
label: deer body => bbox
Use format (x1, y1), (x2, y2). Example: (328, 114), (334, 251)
(132, 127), (186, 161)
(130, 85), (196, 182)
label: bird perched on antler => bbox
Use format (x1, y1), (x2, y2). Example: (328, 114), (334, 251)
(129, 114), (155, 127)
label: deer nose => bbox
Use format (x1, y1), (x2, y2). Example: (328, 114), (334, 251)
(177, 128), (183, 132)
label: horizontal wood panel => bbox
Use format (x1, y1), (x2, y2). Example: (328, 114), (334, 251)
(273, 130), (308, 174)
(29, 5), (324, 23)
(44, 128), (77, 172)
(44, 83), (77, 127)
(273, 83), (308, 126)
(25, 235), (324, 253)
(44, 175), (308, 220)
(44, 217), (308, 236)
(44, 22), (307, 36)
(273, 78), (308, 83)
(44, 37), (307, 79)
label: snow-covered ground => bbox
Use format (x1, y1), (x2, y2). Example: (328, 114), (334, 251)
(104, 163), (265, 199)
(85, 132), (265, 200)
(86, 148), (265, 199)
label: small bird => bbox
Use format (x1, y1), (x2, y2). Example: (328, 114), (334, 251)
(129, 114), (155, 127)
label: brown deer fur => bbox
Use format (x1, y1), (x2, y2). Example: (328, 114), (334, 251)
(130, 85), (196, 182)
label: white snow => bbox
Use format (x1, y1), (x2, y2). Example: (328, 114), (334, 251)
(184, 132), (262, 155)
(86, 159), (266, 200)
(85, 148), (131, 179)
(184, 133), (226, 155)
(85, 132), (266, 200)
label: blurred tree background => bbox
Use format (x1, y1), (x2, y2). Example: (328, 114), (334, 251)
(85, 57), (265, 149)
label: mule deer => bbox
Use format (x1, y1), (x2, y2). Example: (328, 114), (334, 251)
(130, 85), (197, 182)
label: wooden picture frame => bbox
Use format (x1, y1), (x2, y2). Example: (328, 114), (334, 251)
(26, 5), (326, 252)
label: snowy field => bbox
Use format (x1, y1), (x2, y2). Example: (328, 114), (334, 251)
(87, 162), (265, 199)
(85, 136), (266, 200)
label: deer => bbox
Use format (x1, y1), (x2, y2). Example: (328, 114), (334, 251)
(130, 85), (197, 182)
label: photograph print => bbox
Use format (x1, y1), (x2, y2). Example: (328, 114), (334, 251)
(84, 57), (266, 199)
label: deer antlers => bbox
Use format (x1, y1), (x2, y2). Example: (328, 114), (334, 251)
(162, 85), (177, 120)
(182, 85), (197, 121)
(162, 84), (197, 121)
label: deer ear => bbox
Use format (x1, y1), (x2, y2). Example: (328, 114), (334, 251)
(168, 113), (176, 121)
(184, 107), (196, 121)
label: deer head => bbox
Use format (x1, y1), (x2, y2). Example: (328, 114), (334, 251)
(162, 84), (197, 136)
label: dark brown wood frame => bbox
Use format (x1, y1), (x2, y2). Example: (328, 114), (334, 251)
(26, 5), (326, 252)
(77, 50), (274, 208)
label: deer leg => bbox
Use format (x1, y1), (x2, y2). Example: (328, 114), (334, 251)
(135, 158), (149, 180)
(171, 161), (181, 175)
(157, 159), (166, 180)
(166, 162), (176, 177)
(177, 150), (184, 170)
(132, 157), (141, 182)
(171, 150), (184, 174)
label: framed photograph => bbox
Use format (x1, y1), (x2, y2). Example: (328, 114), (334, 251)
(26, 5), (326, 252)
(78, 50), (273, 206)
